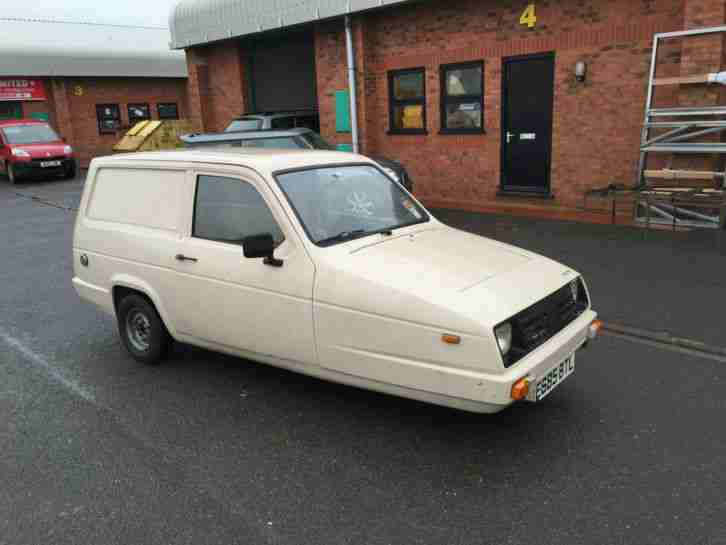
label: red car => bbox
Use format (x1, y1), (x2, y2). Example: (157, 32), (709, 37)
(0, 119), (76, 184)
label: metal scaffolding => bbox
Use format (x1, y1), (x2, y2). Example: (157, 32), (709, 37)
(635, 25), (726, 230)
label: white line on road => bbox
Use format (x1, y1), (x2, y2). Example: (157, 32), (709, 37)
(0, 325), (97, 405)
(0, 325), (281, 543)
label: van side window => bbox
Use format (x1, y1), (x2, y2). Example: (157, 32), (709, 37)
(192, 175), (284, 245)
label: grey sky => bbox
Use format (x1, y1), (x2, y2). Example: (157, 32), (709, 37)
(3, 0), (178, 28)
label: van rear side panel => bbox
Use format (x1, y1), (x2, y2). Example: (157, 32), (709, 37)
(72, 164), (187, 331)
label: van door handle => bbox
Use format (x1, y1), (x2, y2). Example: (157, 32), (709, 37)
(175, 254), (198, 263)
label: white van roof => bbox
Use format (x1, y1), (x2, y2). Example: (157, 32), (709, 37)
(92, 149), (372, 177)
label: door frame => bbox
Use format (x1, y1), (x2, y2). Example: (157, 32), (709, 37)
(499, 51), (556, 196)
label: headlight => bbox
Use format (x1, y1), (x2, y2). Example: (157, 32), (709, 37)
(382, 167), (400, 183)
(11, 148), (30, 157)
(63, 145), (73, 155)
(494, 322), (512, 356)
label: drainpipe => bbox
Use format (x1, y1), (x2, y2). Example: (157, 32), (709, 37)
(344, 15), (360, 154)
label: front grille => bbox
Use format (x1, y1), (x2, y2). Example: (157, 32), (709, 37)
(503, 278), (589, 368)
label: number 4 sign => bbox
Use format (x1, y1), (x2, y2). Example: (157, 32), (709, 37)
(520, 3), (537, 29)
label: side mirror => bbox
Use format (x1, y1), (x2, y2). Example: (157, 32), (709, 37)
(243, 233), (283, 267)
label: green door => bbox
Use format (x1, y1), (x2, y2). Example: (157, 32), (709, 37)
(0, 102), (23, 120)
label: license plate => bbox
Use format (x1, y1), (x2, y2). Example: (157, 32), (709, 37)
(40, 160), (61, 168)
(533, 355), (575, 401)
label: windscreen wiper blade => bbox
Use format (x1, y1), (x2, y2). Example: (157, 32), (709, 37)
(317, 229), (367, 246)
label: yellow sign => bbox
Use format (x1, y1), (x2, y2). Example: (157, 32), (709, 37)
(520, 3), (537, 29)
(402, 105), (424, 129)
(73, 85), (84, 97)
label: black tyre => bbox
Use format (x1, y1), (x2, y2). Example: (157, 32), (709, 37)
(117, 294), (172, 365)
(64, 161), (76, 180)
(7, 163), (18, 184)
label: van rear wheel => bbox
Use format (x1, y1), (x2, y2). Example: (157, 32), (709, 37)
(117, 294), (171, 365)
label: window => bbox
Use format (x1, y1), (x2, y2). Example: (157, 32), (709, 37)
(96, 104), (121, 133)
(271, 116), (295, 130)
(293, 114), (320, 132)
(239, 137), (303, 150)
(440, 61), (484, 133)
(128, 103), (150, 124)
(276, 165), (428, 246)
(388, 68), (426, 134)
(0, 102), (22, 120)
(193, 175), (283, 245)
(226, 117), (262, 132)
(157, 103), (179, 120)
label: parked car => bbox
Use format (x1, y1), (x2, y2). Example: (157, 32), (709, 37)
(181, 127), (413, 192)
(73, 148), (600, 414)
(0, 119), (76, 183)
(225, 110), (320, 133)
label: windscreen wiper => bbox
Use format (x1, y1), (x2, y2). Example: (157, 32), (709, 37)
(317, 229), (368, 246)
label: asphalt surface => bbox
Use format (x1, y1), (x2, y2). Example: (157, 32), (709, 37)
(434, 208), (726, 350)
(2, 175), (726, 545)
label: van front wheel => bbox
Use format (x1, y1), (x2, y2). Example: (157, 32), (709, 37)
(117, 294), (171, 365)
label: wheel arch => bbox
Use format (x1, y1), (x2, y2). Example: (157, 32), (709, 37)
(110, 275), (177, 339)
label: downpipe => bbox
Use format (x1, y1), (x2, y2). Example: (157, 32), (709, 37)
(344, 15), (360, 154)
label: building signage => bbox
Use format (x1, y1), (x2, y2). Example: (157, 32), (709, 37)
(0, 79), (46, 101)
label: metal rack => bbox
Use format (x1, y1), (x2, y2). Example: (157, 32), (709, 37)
(635, 26), (726, 229)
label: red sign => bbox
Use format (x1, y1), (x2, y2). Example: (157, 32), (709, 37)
(0, 79), (46, 101)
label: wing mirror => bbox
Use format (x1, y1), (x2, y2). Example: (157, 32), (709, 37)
(243, 233), (283, 267)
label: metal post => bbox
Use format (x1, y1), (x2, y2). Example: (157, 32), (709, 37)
(344, 15), (360, 154)
(636, 34), (660, 189)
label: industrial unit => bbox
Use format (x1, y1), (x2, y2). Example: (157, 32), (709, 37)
(0, 17), (188, 167)
(170, 0), (726, 220)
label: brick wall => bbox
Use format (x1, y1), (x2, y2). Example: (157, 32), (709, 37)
(182, 0), (726, 213)
(55, 76), (188, 167)
(356, 0), (685, 208)
(12, 76), (187, 168)
(185, 42), (249, 134)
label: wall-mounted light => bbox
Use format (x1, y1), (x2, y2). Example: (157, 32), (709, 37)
(575, 60), (587, 83)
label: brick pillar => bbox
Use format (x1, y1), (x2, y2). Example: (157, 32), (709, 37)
(185, 47), (209, 132)
(204, 42), (249, 132)
(50, 79), (74, 145)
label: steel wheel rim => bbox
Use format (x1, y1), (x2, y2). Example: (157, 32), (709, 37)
(126, 309), (152, 352)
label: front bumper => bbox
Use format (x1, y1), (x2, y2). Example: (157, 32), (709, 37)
(12, 158), (74, 177)
(378, 309), (598, 414)
(486, 309), (598, 407)
(413, 309), (597, 413)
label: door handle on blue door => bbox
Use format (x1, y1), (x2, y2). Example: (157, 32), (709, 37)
(175, 254), (198, 263)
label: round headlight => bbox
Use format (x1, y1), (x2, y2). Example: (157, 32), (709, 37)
(494, 322), (512, 356)
(63, 145), (73, 155)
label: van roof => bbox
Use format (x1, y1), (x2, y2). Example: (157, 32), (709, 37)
(92, 148), (371, 175)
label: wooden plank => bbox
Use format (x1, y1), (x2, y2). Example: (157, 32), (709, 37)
(652, 74), (710, 86)
(644, 169), (722, 180)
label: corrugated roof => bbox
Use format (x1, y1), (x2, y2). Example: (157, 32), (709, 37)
(169, 0), (413, 49)
(0, 18), (187, 78)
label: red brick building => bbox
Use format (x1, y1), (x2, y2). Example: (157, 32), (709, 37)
(0, 18), (189, 167)
(170, 0), (726, 217)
